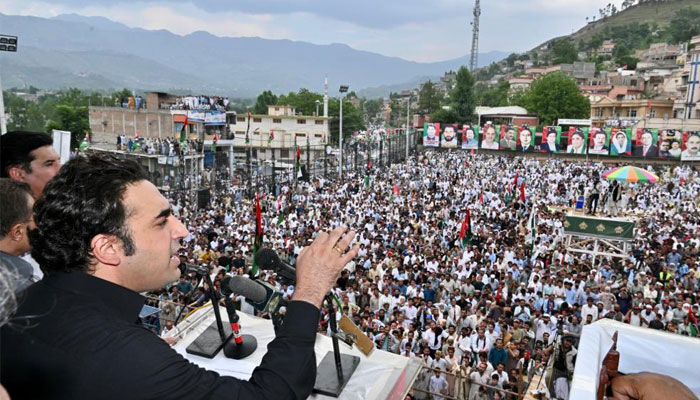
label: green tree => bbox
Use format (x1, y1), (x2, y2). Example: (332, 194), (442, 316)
(449, 66), (476, 122)
(363, 98), (384, 123)
(430, 107), (459, 124)
(277, 88), (323, 116)
(418, 81), (441, 115)
(552, 39), (578, 64)
(253, 90), (278, 114)
(474, 80), (510, 107)
(514, 72), (590, 125)
(327, 98), (365, 144)
(45, 105), (90, 149)
(616, 55), (639, 70)
(668, 7), (700, 44)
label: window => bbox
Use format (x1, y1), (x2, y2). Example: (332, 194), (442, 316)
(252, 149), (257, 158)
(295, 133), (307, 138)
(595, 108), (603, 117)
(297, 119), (306, 124)
(315, 120), (324, 125)
(628, 109), (637, 118)
(695, 109), (700, 119)
(314, 134), (323, 138)
(275, 107), (279, 111)
(280, 149), (290, 158)
(273, 118), (282, 123)
(237, 117), (245, 122)
(649, 109), (656, 118)
(253, 117), (262, 123)
(235, 131), (245, 136)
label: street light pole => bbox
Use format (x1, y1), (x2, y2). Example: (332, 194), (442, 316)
(338, 84), (349, 180)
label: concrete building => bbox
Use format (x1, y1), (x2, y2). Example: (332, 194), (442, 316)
(475, 106), (538, 127)
(508, 76), (534, 91)
(207, 104), (330, 173)
(674, 36), (700, 120)
(598, 40), (616, 56)
(590, 98), (674, 128)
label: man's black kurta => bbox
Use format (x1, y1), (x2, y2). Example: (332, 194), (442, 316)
(1, 272), (319, 399)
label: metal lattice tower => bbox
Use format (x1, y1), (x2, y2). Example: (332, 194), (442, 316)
(469, 0), (481, 72)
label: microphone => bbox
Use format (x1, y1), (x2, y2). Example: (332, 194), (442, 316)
(224, 275), (286, 314)
(255, 248), (296, 283)
(220, 277), (258, 359)
(178, 262), (208, 275)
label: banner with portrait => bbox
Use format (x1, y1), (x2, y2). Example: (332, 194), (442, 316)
(566, 127), (588, 154)
(633, 128), (659, 158)
(499, 124), (516, 151)
(658, 129), (681, 160)
(479, 124), (499, 150)
(515, 126), (535, 152)
(423, 122), (440, 147)
(609, 127), (632, 156)
(458, 124), (478, 149)
(587, 127), (610, 155)
(681, 131), (700, 161)
(539, 126), (561, 153)
(441, 124), (459, 148)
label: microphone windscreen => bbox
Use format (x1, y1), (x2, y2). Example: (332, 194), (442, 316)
(228, 276), (267, 303)
(254, 248), (279, 271)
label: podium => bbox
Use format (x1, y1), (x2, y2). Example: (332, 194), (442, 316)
(173, 306), (422, 399)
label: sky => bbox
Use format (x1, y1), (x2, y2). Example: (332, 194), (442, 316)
(1, 0), (622, 63)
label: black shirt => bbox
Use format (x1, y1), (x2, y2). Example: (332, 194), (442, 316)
(1, 272), (320, 399)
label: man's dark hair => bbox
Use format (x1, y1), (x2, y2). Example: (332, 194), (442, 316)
(29, 154), (150, 273)
(0, 179), (32, 238)
(0, 131), (54, 177)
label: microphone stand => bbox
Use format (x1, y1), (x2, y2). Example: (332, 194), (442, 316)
(185, 272), (233, 358)
(313, 294), (360, 397)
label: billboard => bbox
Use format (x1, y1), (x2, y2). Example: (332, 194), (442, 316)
(566, 127), (588, 154)
(587, 127), (610, 155)
(540, 126), (561, 153)
(423, 122), (440, 147)
(479, 124), (498, 150)
(441, 124), (459, 148)
(609, 128), (632, 156)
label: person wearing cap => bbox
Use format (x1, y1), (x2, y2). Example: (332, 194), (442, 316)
(640, 305), (656, 328)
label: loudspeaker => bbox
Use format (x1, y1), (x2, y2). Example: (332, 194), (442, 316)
(197, 189), (211, 208)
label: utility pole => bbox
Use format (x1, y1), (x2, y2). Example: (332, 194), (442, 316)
(338, 85), (349, 180)
(406, 95), (411, 160)
(470, 0), (481, 73)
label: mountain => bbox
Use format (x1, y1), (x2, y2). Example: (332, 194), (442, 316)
(0, 13), (509, 97)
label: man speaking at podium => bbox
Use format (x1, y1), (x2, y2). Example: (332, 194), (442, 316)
(1, 154), (358, 400)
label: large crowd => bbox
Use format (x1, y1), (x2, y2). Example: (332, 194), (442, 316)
(145, 150), (699, 400)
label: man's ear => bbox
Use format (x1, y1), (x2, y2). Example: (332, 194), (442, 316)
(7, 223), (24, 242)
(90, 234), (123, 267)
(7, 166), (27, 183)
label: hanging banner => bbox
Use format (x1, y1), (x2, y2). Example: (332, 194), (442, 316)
(459, 124), (479, 149)
(499, 124), (517, 151)
(516, 126), (535, 152)
(566, 127), (588, 154)
(633, 128), (658, 158)
(423, 122), (440, 147)
(587, 127), (610, 155)
(681, 131), (700, 161)
(609, 127), (632, 156)
(658, 129), (681, 159)
(479, 124), (499, 150)
(441, 123), (459, 148)
(540, 126), (561, 153)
